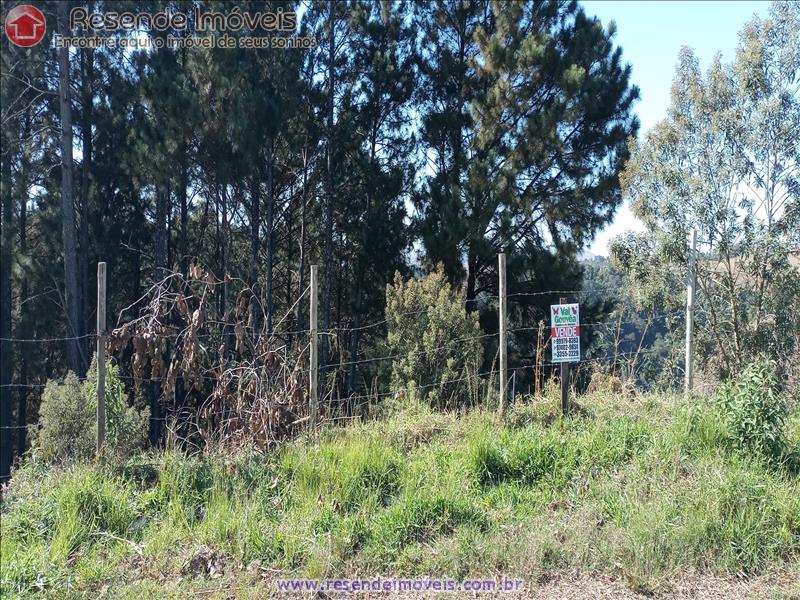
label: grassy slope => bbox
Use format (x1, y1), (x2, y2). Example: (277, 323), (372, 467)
(1, 391), (799, 599)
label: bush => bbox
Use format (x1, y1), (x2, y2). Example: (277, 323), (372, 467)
(385, 267), (484, 409)
(714, 357), (788, 461)
(84, 356), (149, 457)
(34, 373), (95, 463)
(33, 358), (149, 463)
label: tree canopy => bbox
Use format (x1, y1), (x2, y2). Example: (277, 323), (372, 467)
(1, 0), (639, 477)
(612, 0), (800, 380)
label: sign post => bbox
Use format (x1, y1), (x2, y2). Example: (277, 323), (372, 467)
(551, 299), (580, 416)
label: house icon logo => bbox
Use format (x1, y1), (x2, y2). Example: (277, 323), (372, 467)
(5, 5), (47, 47)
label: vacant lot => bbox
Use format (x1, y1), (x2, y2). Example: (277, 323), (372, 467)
(2, 391), (799, 599)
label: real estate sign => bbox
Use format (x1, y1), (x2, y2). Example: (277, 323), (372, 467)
(551, 303), (580, 363)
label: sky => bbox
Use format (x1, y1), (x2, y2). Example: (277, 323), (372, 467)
(583, 0), (771, 256)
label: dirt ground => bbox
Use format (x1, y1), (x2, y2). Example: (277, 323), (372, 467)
(501, 571), (800, 600)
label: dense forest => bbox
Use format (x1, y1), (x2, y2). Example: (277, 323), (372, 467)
(0, 0), (639, 475)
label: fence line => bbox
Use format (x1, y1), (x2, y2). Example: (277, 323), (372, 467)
(0, 312), (682, 351)
(0, 266), (686, 451)
(510, 311), (682, 334)
(500, 287), (623, 299)
(0, 286), (656, 346)
(0, 333), (95, 343)
(0, 303), (679, 346)
(0, 345), (668, 390)
(511, 347), (664, 372)
(0, 309), (680, 388)
(126, 346), (665, 428)
(0, 342), (673, 431)
(0, 350), (670, 405)
(0, 237), (702, 481)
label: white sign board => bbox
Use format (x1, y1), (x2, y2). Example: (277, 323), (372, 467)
(551, 303), (580, 363)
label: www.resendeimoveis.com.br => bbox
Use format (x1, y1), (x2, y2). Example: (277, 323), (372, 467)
(275, 576), (524, 593)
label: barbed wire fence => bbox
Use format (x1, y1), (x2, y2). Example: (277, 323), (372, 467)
(0, 331), (679, 429)
(0, 250), (694, 470)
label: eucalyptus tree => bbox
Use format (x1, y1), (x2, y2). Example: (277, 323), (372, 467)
(612, 1), (800, 377)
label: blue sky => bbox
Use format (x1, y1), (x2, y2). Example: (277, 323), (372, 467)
(583, 0), (771, 256)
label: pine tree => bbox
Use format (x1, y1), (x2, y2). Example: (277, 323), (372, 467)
(343, 0), (416, 392)
(416, 0), (638, 306)
(0, 52), (13, 481)
(58, 1), (84, 375)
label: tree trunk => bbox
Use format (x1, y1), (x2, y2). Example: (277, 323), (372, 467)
(79, 48), (94, 374)
(250, 176), (260, 335)
(176, 124), (190, 438)
(16, 110), (31, 458)
(154, 185), (168, 278)
(297, 146), (309, 333)
(323, 0), (335, 371)
(466, 248), (477, 312)
(178, 47), (190, 275)
(348, 132), (377, 395)
(347, 291), (362, 396)
(17, 176), (28, 459)
(133, 230), (141, 300)
(179, 144), (189, 274)
(265, 140), (274, 334)
(166, 184), (173, 268)
(221, 183), (230, 331)
(150, 183), (168, 446)
(58, 1), (83, 376)
(286, 182), (293, 318)
(0, 123), (13, 482)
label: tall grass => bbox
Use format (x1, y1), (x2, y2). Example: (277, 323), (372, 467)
(1, 391), (798, 598)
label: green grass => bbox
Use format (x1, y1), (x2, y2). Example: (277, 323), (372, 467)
(2, 393), (799, 598)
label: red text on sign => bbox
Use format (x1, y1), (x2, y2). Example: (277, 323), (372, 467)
(551, 325), (580, 338)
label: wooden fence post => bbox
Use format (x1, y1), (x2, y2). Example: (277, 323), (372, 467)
(498, 253), (507, 416)
(560, 296), (569, 417)
(96, 262), (106, 454)
(310, 265), (319, 426)
(685, 229), (697, 396)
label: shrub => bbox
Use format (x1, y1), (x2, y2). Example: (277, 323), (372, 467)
(385, 267), (484, 409)
(84, 356), (149, 457)
(34, 373), (95, 463)
(33, 358), (149, 463)
(714, 357), (787, 460)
